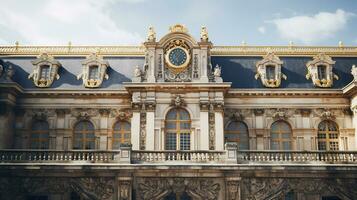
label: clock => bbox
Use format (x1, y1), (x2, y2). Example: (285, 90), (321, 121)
(165, 46), (190, 72)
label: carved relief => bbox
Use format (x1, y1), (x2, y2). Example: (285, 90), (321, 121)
(140, 111), (146, 150)
(118, 180), (131, 200)
(209, 104), (216, 150)
(255, 52), (287, 88)
(110, 109), (132, 121)
(242, 178), (357, 200)
(227, 181), (240, 200)
(137, 178), (220, 200)
(265, 108), (295, 120)
(306, 53), (339, 87)
(29, 53), (61, 87)
(313, 108), (337, 120)
(71, 108), (99, 120)
(171, 95), (186, 107)
(77, 53), (109, 88)
(0, 177), (114, 200)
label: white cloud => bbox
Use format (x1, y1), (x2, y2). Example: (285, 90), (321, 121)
(0, 0), (144, 45)
(258, 26), (266, 34)
(271, 9), (354, 44)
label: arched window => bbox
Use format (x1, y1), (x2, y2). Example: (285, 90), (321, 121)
(30, 120), (49, 149)
(270, 120), (292, 150)
(73, 120), (95, 150)
(112, 121), (131, 149)
(165, 108), (191, 150)
(225, 121), (249, 150)
(318, 120), (339, 151)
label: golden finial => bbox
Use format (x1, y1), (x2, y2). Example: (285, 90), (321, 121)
(15, 41), (19, 51)
(169, 24), (188, 33)
(338, 41), (344, 48)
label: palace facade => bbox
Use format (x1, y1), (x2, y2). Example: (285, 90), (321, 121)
(0, 24), (357, 200)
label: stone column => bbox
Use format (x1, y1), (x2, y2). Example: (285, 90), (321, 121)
(351, 93), (357, 150)
(145, 103), (155, 150)
(146, 47), (156, 83)
(214, 100), (224, 150)
(99, 109), (110, 150)
(200, 102), (210, 150)
(131, 103), (141, 150)
(117, 177), (132, 200)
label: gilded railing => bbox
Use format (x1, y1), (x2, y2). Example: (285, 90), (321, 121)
(237, 150), (357, 164)
(1, 45), (357, 56)
(131, 150), (226, 163)
(0, 149), (121, 163)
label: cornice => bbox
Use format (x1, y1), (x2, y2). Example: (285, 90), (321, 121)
(1, 45), (357, 57)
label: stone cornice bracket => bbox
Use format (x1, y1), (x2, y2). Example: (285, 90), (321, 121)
(110, 109), (132, 121)
(171, 95), (186, 107)
(314, 108), (336, 120)
(77, 53), (109, 88)
(28, 53), (61, 88)
(71, 108), (99, 120)
(255, 52), (286, 88)
(144, 102), (156, 111)
(306, 53), (338, 88)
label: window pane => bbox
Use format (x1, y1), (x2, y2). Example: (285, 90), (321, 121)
(225, 121), (249, 150)
(89, 65), (99, 79)
(166, 132), (177, 150)
(180, 122), (191, 129)
(317, 65), (327, 80)
(317, 121), (339, 151)
(270, 121), (292, 150)
(166, 122), (176, 129)
(40, 65), (50, 79)
(266, 65), (275, 80)
(180, 132), (190, 150)
(74, 120), (95, 150)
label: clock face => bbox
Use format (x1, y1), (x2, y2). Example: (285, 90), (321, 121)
(168, 47), (187, 67)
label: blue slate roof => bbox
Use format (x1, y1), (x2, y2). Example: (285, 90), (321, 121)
(0, 56), (355, 89)
(212, 56), (356, 89)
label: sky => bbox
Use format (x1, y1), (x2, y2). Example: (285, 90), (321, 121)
(0, 0), (356, 46)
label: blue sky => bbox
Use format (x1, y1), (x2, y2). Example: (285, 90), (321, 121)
(0, 0), (356, 46)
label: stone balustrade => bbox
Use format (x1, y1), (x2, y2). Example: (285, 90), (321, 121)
(131, 150), (226, 163)
(237, 150), (357, 164)
(0, 149), (357, 164)
(0, 149), (121, 163)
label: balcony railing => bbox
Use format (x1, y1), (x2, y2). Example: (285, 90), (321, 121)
(237, 150), (357, 164)
(0, 149), (356, 165)
(0, 149), (121, 163)
(131, 150), (226, 163)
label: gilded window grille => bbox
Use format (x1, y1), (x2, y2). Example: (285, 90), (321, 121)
(317, 120), (339, 151)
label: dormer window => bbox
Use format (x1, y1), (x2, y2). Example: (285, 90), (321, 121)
(306, 53), (338, 88)
(29, 53), (61, 88)
(40, 65), (50, 80)
(266, 65), (276, 80)
(77, 53), (109, 88)
(317, 65), (327, 80)
(89, 65), (99, 80)
(255, 52), (287, 88)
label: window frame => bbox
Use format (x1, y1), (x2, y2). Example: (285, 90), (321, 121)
(270, 120), (293, 150)
(112, 120), (131, 149)
(73, 120), (96, 150)
(224, 121), (250, 150)
(30, 120), (50, 149)
(317, 120), (339, 151)
(164, 108), (191, 150)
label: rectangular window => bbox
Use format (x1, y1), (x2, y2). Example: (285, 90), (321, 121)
(165, 132), (177, 150)
(266, 65), (276, 80)
(89, 65), (99, 79)
(180, 132), (190, 150)
(317, 65), (327, 80)
(40, 65), (50, 79)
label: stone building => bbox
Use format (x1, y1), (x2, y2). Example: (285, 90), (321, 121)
(0, 24), (357, 200)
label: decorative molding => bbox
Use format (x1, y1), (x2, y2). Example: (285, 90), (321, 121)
(255, 52), (286, 88)
(226, 179), (240, 200)
(28, 53), (61, 87)
(118, 179), (132, 200)
(265, 108), (295, 120)
(27, 109), (56, 121)
(0, 177), (115, 200)
(225, 109), (252, 121)
(169, 24), (188, 33)
(209, 104), (215, 150)
(306, 53), (338, 88)
(253, 109), (265, 116)
(71, 108), (99, 120)
(2, 45), (357, 57)
(313, 108), (336, 120)
(110, 109), (132, 121)
(140, 111), (146, 150)
(137, 178), (220, 200)
(77, 53), (109, 88)
(171, 95), (186, 107)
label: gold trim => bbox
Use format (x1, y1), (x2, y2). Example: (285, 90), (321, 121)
(164, 46), (191, 74)
(1, 45), (357, 57)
